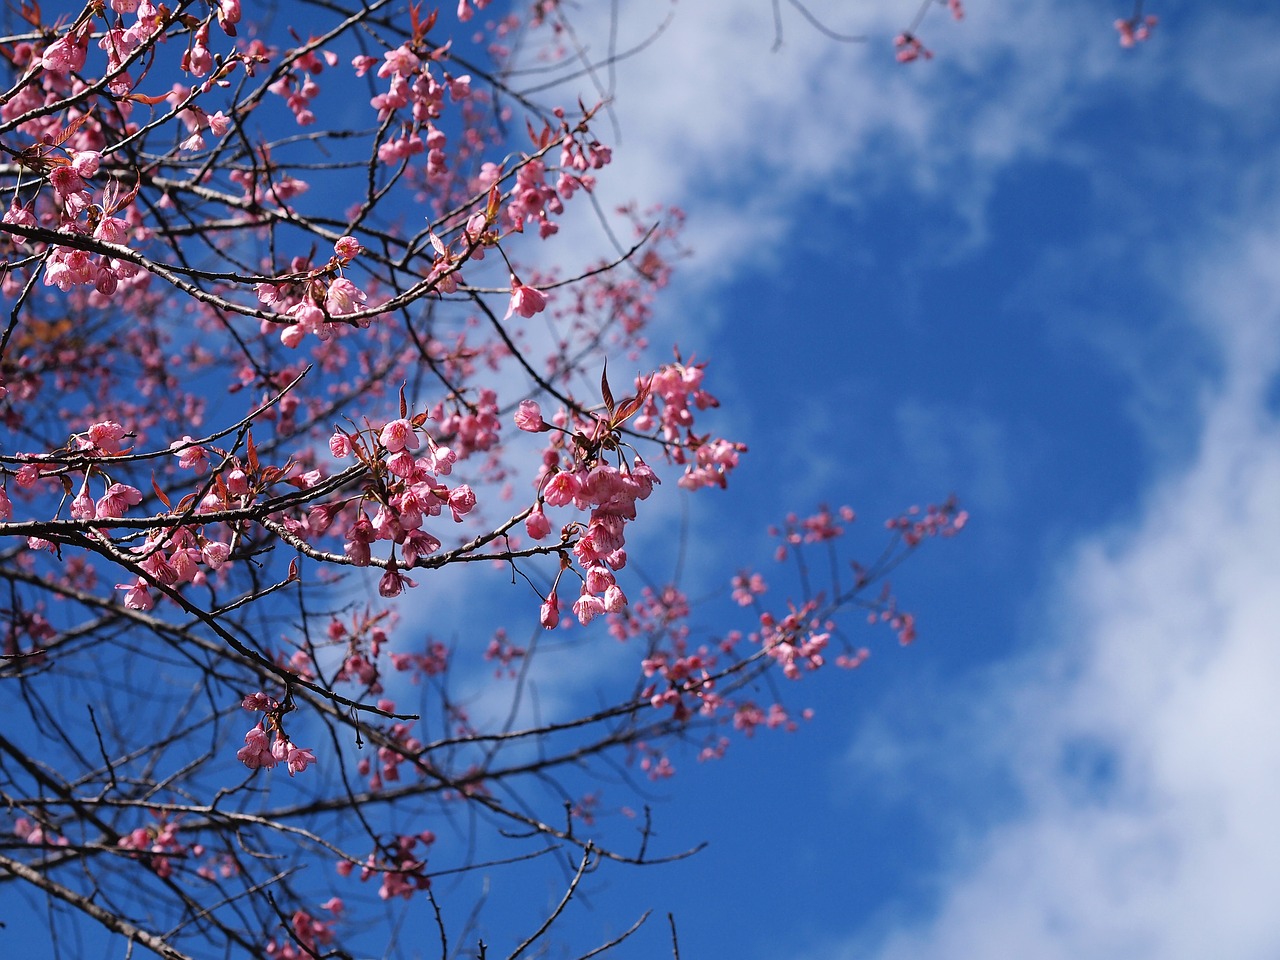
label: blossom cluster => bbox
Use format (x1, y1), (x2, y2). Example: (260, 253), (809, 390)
(117, 814), (188, 879)
(264, 901), (343, 959)
(323, 410), (478, 595)
(337, 830), (436, 901)
(236, 693), (316, 776)
(1114, 13), (1158, 47)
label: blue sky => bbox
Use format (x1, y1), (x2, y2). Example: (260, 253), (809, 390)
(491, 0), (1280, 956)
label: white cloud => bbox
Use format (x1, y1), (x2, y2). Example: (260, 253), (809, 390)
(836, 223), (1280, 959)
(530, 0), (1115, 305)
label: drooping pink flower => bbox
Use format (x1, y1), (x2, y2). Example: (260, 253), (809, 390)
(170, 437), (208, 472)
(117, 578), (154, 610)
(540, 588), (560, 628)
(216, 0), (241, 34)
(447, 484), (476, 521)
(602, 583), (627, 613)
(237, 723), (276, 770)
(70, 485), (97, 520)
(401, 528), (441, 565)
(505, 277), (548, 319)
(241, 691), (274, 711)
(378, 564), (416, 597)
(41, 26), (89, 74)
(286, 745), (316, 775)
(572, 591), (606, 626)
(525, 506), (551, 540)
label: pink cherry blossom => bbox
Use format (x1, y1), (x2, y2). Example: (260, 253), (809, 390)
(237, 723), (276, 770)
(286, 743), (316, 775)
(505, 277), (548, 319)
(894, 33), (933, 63)
(542, 470), (581, 507)
(447, 484), (476, 521)
(97, 483), (143, 519)
(329, 431), (352, 458)
(540, 588), (561, 628)
(116, 579), (154, 611)
(572, 591), (605, 625)
(525, 506), (551, 540)
(514, 399), (546, 432)
(379, 419), (418, 453)
(334, 236), (361, 260)
(170, 436), (208, 471)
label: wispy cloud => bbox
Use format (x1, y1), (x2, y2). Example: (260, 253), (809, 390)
(837, 217), (1280, 960)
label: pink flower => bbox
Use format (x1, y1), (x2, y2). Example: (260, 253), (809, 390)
(602, 584), (627, 613)
(71, 151), (101, 178)
(1115, 14), (1157, 47)
(514, 399), (546, 432)
(84, 420), (127, 453)
(378, 565), (416, 597)
(401, 528), (441, 565)
(241, 691), (274, 711)
(170, 436), (208, 472)
(378, 44), (420, 78)
(329, 431), (352, 458)
(202, 540), (230, 568)
(894, 33), (933, 63)
(379, 419), (418, 453)
(572, 591), (606, 625)
(216, 0), (241, 34)
(447, 484), (476, 521)
(525, 506), (551, 540)
(117, 578), (154, 610)
(70, 486), (97, 520)
(505, 277), (548, 319)
(41, 27), (89, 74)
(540, 589), (560, 628)
(334, 236), (361, 260)
(542, 471), (581, 507)
(237, 723), (276, 770)
(325, 277), (366, 315)
(97, 483), (143, 518)
(286, 744), (316, 776)
(225, 468), (250, 496)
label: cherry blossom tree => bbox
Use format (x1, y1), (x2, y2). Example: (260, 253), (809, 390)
(0, 1), (971, 956)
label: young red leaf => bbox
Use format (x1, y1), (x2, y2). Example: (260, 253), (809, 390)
(151, 475), (172, 510)
(601, 363), (615, 414)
